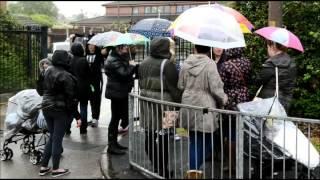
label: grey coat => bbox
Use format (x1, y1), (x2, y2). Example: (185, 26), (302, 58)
(138, 37), (182, 130)
(178, 54), (227, 133)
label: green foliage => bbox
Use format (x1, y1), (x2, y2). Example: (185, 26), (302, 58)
(0, 10), (18, 29)
(30, 14), (56, 28)
(235, 1), (320, 119)
(8, 1), (58, 18)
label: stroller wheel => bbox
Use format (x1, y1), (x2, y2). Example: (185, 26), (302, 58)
(0, 150), (8, 161)
(4, 148), (13, 160)
(20, 143), (30, 154)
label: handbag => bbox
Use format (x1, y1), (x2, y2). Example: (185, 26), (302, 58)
(160, 59), (179, 129)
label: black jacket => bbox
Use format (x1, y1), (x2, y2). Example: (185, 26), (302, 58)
(256, 52), (296, 111)
(86, 46), (104, 90)
(42, 50), (79, 115)
(104, 50), (137, 99)
(70, 43), (90, 102)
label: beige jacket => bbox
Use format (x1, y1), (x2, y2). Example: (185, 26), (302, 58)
(178, 54), (227, 133)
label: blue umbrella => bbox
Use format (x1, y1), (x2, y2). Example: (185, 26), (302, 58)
(129, 18), (172, 39)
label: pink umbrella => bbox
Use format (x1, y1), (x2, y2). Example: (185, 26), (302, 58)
(254, 27), (304, 52)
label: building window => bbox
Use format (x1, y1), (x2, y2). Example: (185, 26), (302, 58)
(145, 6), (151, 14)
(176, 5), (183, 13)
(133, 7), (139, 15)
(158, 6), (164, 13)
(164, 6), (170, 13)
(151, 6), (158, 14)
(183, 5), (190, 11)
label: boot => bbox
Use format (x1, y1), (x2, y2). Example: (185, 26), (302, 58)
(115, 142), (128, 150)
(107, 144), (125, 155)
(185, 170), (203, 179)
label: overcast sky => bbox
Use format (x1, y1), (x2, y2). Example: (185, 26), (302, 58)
(53, 1), (111, 18)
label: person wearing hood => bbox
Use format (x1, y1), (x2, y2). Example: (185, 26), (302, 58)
(66, 42), (91, 135)
(218, 47), (251, 174)
(85, 43), (104, 128)
(104, 44), (138, 155)
(36, 58), (52, 96)
(256, 40), (296, 112)
(138, 37), (182, 178)
(178, 44), (228, 175)
(40, 50), (80, 177)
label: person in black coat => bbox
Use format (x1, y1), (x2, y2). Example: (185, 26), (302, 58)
(68, 43), (91, 134)
(104, 44), (138, 155)
(86, 43), (104, 127)
(255, 40), (297, 113)
(40, 50), (81, 177)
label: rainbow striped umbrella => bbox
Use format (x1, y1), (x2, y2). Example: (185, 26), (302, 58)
(104, 32), (150, 47)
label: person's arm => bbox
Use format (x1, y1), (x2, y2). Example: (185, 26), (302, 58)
(177, 66), (186, 92)
(255, 62), (275, 86)
(105, 60), (136, 81)
(164, 61), (182, 103)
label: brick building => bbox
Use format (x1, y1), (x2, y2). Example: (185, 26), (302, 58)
(71, 1), (233, 32)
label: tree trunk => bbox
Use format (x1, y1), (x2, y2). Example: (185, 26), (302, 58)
(268, 1), (283, 27)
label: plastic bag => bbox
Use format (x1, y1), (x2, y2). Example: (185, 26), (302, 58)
(5, 113), (19, 130)
(36, 110), (47, 129)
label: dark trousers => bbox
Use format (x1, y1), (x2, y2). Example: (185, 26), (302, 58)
(144, 131), (170, 178)
(41, 110), (71, 170)
(66, 100), (88, 132)
(89, 83), (102, 120)
(108, 97), (128, 144)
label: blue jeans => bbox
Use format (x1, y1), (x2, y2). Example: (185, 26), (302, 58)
(189, 131), (213, 170)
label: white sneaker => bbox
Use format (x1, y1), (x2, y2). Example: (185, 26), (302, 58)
(91, 119), (98, 127)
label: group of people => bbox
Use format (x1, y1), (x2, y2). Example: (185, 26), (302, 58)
(138, 36), (296, 178)
(34, 30), (296, 177)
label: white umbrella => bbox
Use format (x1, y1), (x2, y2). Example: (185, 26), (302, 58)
(169, 5), (246, 49)
(87, 31), (122, 47)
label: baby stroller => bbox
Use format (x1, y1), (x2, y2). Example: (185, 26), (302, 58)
(238, 97), (320, 179)
(0, 89), (49, 165)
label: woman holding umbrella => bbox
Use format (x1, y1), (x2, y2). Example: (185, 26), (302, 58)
(254, 27), (303, 113)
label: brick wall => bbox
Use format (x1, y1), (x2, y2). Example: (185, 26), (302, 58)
(0, 1), (7, 11)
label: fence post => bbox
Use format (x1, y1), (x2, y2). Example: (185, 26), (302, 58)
(40, 26), (48, 59)
(236, 114), (244, 178)
(128, 94), (134, 165)
(26, 26), (32, 77)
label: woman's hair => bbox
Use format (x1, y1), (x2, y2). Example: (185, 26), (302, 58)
(266, 40), (288, 52)
(195, 44), (211, 54)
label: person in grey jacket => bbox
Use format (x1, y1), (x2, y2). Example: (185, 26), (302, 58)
(138, 37), (182, 178)
(256, 40), (297, 113)
(178, 44), (227, 173)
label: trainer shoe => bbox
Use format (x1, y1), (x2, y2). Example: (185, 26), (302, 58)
(39, 167), (51, 176)
(91, 119), (98, 128)
(51, 168), (70, 178)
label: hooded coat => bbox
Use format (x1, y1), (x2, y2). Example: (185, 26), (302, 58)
(70, 43), (90, 102)
(138, 37), (182, 130)
(178, 54), (227, 133)
(42, 50), (78, 114)
(219, 48), (252, 110)
(256, 52), (296, 111)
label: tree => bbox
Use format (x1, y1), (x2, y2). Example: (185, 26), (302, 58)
(71, 9), (88, 21)
(8, 1), (58, 18)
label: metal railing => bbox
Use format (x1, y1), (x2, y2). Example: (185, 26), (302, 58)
(128, 93), (320, 179)
(0, 25), (48, 93)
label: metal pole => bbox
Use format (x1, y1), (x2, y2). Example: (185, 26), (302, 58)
(268, 1), (283, 27)
(118, 1), (120, 31)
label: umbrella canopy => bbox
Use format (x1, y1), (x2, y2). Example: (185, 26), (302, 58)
(104, 32), (150, 47)
(254, 27), (304, 52)
(210, 4), (254, 33)
(87, 31), (122, 47)
(129, 18), (172, 39)
(169, 5), (246, 49)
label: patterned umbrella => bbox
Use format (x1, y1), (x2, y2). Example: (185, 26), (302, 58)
(104, 33), (150, 47)
(129, 18), (172, 39)
(87, 31), (122, 47)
